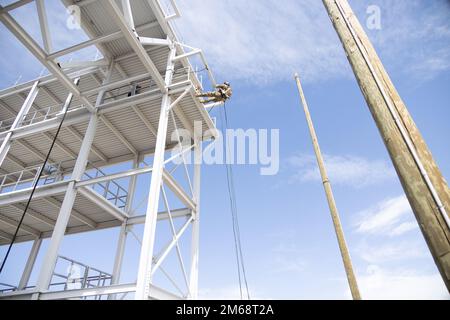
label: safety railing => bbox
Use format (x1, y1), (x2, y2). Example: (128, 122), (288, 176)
(0, 256), (113, 299)
(0, 118), (15, 133)
(0, 163), (63, 193)
(0, 283), (17, 294)
(0, 103), (85, 133)
(83, 164), (128, 210)
(50, 255), (113, 300)
(20, 104), (65, 127)
(0, 162), (128, 210)
(101, 66), (191, 103)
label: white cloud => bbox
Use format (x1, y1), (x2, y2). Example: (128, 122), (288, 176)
(358, 265), (449, 300)
(354, 195), (416, 236)
(287, 154), (396, 188)
(175, 0), (349, 84)
(357, 241), (427, 264)
(349, 195), (448, 299)
(3, 0), (449, 86)
(174, 0), (450, 84)
(389, 221), (419, 237)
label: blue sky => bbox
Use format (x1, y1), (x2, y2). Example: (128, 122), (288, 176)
(1, 0), (450, 299)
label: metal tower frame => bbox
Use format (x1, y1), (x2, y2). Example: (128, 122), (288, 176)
(0, 0), (220, 300)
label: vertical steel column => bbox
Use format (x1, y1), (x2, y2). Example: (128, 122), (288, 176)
(35, 63), (115, 294)
(189, 139), (202, 299)
(135, 45), (176, 300)
(109, 158), (139, 299)
(18, 238), (42, 290)
(0, 81), (39, 167)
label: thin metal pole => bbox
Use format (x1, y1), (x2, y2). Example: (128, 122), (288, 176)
(108, 158), (138, 300)
(0, 81), (40, 167)
(294, 73), (361, 300)
(18, 238), (42, 290)
(189, 139), (202, 299)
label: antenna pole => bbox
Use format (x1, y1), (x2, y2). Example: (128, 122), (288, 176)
(294, 73), (362, 300)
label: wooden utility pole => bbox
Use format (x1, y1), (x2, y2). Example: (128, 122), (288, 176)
(322, 0), (450, 292)
(294, 74), (361, 300)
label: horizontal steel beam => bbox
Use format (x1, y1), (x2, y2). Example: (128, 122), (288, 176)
(39, 283), (137, 300)
(48, 20), (160, 60)
(162, 170), (196, 210)
(0, 209), (191, 246)
(0, 9), (95, 112)
(76, 166), (153, 188)
(128, 208), (192, 225)
(0, 284), (181, 300)
(0, 181), (70, 207)
(0, 0), (34, 13)
(78, 186), (129, 222)
(139, 37), (170, 47)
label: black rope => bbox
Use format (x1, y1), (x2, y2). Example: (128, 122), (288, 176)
(0, 86), (77, 274)
(220, 102), (251, 300)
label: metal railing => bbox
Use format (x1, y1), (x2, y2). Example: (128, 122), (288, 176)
(0, 118), (15, 133)
(0, 162), (128, 209)
(0, 66), (192, 134)
(0, 104), (85, 133)
(83, 163), (128, 210)
(0, 256), (113, 299)
(0, 162), (63, 193)
(50, 255), (113, 300)
(0, 283), (17, 294)
(101, 66), (191, 103)
(21, 104), (65, 127)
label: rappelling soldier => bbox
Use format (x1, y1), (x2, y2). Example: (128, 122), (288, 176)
(196, 82), (232, 104)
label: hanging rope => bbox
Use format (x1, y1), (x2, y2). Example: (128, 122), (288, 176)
(0, 80), (79, 274)
(219, 102), (251, 300)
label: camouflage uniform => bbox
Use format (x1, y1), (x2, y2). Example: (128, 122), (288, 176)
(196, 83), (232, 104)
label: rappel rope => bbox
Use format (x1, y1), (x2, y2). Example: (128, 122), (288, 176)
(216, 102), (251, 300)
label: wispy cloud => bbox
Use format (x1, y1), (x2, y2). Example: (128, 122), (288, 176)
(176, 0), (349, 84)
(175, 0), (450, 84)
(286, 154), (396, 188)
(354, 195), (418, 236)
(356, 241), (427, 264)
(348, 195), (448, 299)
(357, 265), (449, 300)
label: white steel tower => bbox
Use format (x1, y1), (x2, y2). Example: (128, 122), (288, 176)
(0, 0), (219, 300)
